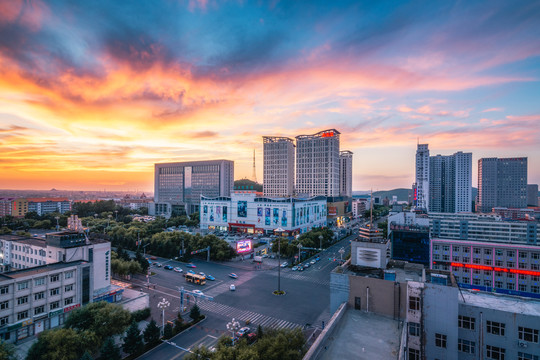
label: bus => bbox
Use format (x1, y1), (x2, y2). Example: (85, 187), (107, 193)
(185, 273), (206, 285)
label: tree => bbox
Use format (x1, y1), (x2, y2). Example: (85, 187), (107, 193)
(257, 324), (264, 339)
(26, 328), (86, 360)
(99, 337), (121, 360)
(163, 323), (174, 339)
(65, 301), (131, 342)
(0, 340), (17, 360)
(122, 321), (144, 356)
(80, 351), (93, 360)
(143, 319), (161, 346)
(189, 305), (201, 322)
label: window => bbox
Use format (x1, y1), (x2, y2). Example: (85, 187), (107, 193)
(507, 262), (515, 268)
(518, 352), (539, 360)
(506, 283), (514, 290)
(65, 271), (74, 279)
(50, 274), (59, 282)
(487, 321), (505, 336)
(486, 345), (505, 360)
(519, 252), (528, 259)
(435, 333), (447, 348)
(519, 284), (528, 291)
(64, 297), (74, 306)
(0, 316), (8, 326)
(458, 339), (475, 354)
(507, 251), (515, 257)
(0, 286), (8, 295)
(463, 247), (470, 253)
(458, 315), (475, 330)
(473, 258), (481, 264)
(0, 301), (8, 310)
(50, 301), (60, 310)
(484, 249), (491, 255)
(65, 284), (74, 292)
(409, 322), (420, 337)
(34, 277), (45, 286)
(409, 296), (420, 311)
(519, 327), (539, 343)
(34, 305), (45, 315)
(34, 292), (45, 301)
(495, 260), (504, 267)
(532, 253), (540, 260)
(50, 288), (60, 296)
(17, 310), (28, 321)
(531, 286), (539, 294)
(443, 245), (450, 252)
(408, 348), (420, 360)
(17, 281), (28, 290)
(474, 248), (481, 254)
(17, 296), (28, 305)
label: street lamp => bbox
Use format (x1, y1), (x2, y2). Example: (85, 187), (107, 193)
(319, 235), (323, 251)
(55, 216), (60, 231)
(338, 247), (345, 263)
(297, 244), (303, 264)
(226, 318), (240, 346)
(157, 298), (170, 334)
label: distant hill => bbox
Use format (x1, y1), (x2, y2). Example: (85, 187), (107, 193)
(234, 179), (263, 192)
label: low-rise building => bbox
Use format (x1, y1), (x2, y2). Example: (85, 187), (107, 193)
(27, 198), (71, 216)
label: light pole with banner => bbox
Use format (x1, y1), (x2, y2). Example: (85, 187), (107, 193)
(297, 243), (303, 264)
(157, 298), (170, 334)
(227, 318), (241, 346)
(274, 227), (285, 294)
(338, 247), (345, 263)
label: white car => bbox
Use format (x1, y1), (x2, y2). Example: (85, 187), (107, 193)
(173, 267), (183, 273)
(280, 262), (288, 268)
(192, 290), (204, 296)
(230, 284), (236, 291)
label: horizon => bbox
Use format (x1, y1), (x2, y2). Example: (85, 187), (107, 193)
(1, 1), (539, 191)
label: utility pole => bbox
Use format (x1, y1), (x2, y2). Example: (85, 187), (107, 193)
(277, 238), (281, 293)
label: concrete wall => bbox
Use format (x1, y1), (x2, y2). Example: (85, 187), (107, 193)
(329, 271), (349, 314)
(347, 274), (407, 320)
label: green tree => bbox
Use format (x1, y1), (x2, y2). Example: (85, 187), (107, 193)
(163, 323), (174, 339)
(79, 351), (93, 360)
(122, 322), (144, 356)
(65, 302), (131, 342)
(26, 328), (86, 360)
(0, 339), (17, 360)
(189, 305), (201, 322)
(143, 319), (161, 346)
(99, 337), (121, 360)
(257, 324), (264, 339)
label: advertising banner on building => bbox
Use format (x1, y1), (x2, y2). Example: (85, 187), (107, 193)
(265, 207), (270, 225)
(209, 206), (214, 222)
(223, 206), (227, 222)
(328, 206), (337, 216)
(281, 210), (287, 226)
(273, 208), (279, 225)
(238, 201), (247, 217)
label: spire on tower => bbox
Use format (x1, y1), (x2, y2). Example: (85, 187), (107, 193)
(252, 149), (257, 183)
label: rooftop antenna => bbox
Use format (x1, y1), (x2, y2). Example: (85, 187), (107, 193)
(252, 149), (257, 183)
(370, 188), (373, 228)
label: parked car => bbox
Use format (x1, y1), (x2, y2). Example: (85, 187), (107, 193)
(229, 273), (238, 279)
(280, 262), (288, 268)
(298, 266), (304, 272)
(247, 333), (257, 343)
(150, 256), (157, 260)
(315, 257), (320, 261)
(304, 263), (310, 268)
(173, 267), (183, 273)
(186, 263), (196, 268)
(153, 262), (162, 267)
(164, 265), (173, 270)
(236, 327), (250, 337)
(292, 266), (298, 271)
(310, 260), (316, 265)
(206, 275), (215, 281)
(230, 284), (236, 291)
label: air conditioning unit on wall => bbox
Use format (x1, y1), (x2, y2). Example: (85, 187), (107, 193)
(518, 340), (528, 348)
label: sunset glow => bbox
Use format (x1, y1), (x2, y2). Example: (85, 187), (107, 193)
(1, 1), (539, 191)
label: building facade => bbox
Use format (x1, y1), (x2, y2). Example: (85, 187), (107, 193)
(199, 192), (327, 235)
(415, 144), (430, 210)
(429, 152), (472, 213)
(339, 150), (353, 198)
(478, 157), (528, 212)
(27, 198), (71, 216)
(527, 184), (539, 207)
(295, 129), (340, 197)
(262, 136), (295, 197)
(152, 160), (234, 217)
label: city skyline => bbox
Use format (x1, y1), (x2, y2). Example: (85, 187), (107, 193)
(1, 1), (539, 191)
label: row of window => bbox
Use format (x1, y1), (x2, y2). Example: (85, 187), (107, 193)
(433, 245), (540, 259)
(0, 284), (74, 310)
(14, 272), (74, 291)
(14, 297), (75, 321)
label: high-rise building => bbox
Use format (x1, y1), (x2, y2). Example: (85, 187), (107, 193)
(152, 160), (234, 216)
(527, 184), (539, 207)
(262, 136), (295, 197)
(415, 144), (430, 210)
(429, 151), (472, 213)
(295, 129), (340, 197)
(339, 150), (353, 197)
(478, 157), (527, 212)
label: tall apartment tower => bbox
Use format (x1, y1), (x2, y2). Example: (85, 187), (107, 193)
(262, 136), (295, 197)
(339, 150), (353, 197)
(478, 157), (528, 212)
(153, 160), (234, 216)
(295, 129), (340, 197)
(429, 151), (472, 213)
(415, 144), (430, 210)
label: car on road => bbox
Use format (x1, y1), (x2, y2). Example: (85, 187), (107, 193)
(236, 327), (250, 337)
(192, 290), (204, 296)
(280, 262), (288, 268)
(173, 267), (183, 273)
(186, 263), (196, 268)
(228, 273), (238, 279)
(164, 265), (173, 270)
(310, 260), (316, 265)
(230, 284), (236, 291)
(187, 270), (195, 275)
(199, 272), (206, 278)
(150, 256), (157, 260)
(206, 275), (215, 281)
(304, 263), (310, 268)
(262, 254), (269, 258)
(298, 266), (304, 271)
(153, 262), (162, 267)
(247, 333), (257, 344)
(315, 257), (320, 261)
(292, 266), (298, 271)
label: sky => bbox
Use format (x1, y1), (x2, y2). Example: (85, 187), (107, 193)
(1, 0), (539, 192)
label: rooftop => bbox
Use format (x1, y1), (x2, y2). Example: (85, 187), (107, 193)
(316, 308), (401, 360)
(1, 260), (88, 280)
(460, 289), (540, 317)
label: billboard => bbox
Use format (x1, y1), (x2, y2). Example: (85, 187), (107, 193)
(236, 240), (252, 254)
(237, 201), (247, 218)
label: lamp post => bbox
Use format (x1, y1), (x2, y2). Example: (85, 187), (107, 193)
(319, 235), (323, 251)
(277, 237), (281, 293)
(157, 298), (170, 334)
(226, 318), (240, 346)
(297, 244), (302, 264)
(338, 247), (345, 263)
(55, 216), (60, 231)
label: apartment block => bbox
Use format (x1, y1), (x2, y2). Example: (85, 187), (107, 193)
(262, 136), (295, 197)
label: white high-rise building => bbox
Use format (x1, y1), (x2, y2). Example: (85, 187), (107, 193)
(296, 129), (340, 197)
(339, 150), (353, 197)
(263, 136), (295, 197)
(415, 144), (430, 210)
(429, 151), (472, 213)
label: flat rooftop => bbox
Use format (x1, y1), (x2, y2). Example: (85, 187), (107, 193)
(1, 260), (87, 279)
(317, 309), (401, 360)
(461, 289), (540, 316)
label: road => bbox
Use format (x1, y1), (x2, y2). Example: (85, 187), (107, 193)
(130, 231), (357, 359)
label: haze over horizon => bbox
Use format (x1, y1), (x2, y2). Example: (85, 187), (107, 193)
(1, 1), (539, 192)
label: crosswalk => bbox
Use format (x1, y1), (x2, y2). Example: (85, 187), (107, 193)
(266, 271), (330, 287)
(196, 300), (302, 330)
